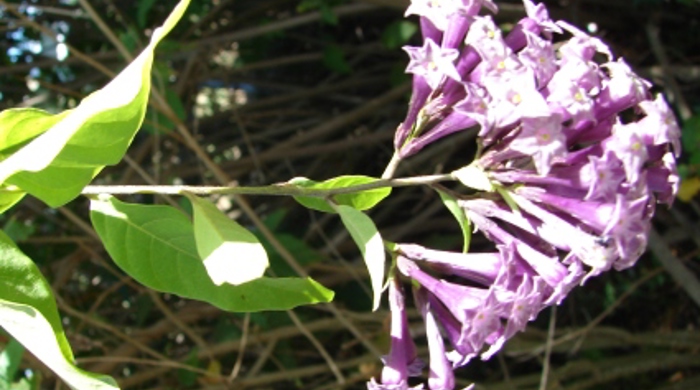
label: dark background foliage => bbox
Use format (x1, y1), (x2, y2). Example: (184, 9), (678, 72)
(1, 0), (700, 389)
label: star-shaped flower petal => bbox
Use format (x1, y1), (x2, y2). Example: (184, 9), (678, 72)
(638, 94), (682, 156)
(403, 39), (461, 89)
(508, 114), (567, 175)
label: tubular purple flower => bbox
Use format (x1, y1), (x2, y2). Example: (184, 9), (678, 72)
(414, 287), (455, 390)
(506, 191), (622, 276)
(369, 278), (423, 390)
(397, 243), (503, 286)
(518, 31), (557, 87)
(464, 16), (510, 66)
(405, 0), (457, 32)
(603, 121), (649, 183)
(454, 82), (494, 136)
(377, 0), (681, 387)
(397, 256), (487, 316)
(465, 210), (570, 288)
(522, 0), (561, 36)
(637, 94), (682, 156)
(508, 114), (567, 175)
(603, 194), (652, 261)
(514, 186), (618, 233)
(395, 75), (432, 150)
(500, 274), (545, 340)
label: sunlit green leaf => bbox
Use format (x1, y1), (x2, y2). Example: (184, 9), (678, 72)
(187, 194), (269, 286)
(436, 189), (471, 253)
(90, 196), (333, 312)
(0, 0), (191, 207)
(0, 109), (68, 158)
(0, 231), (118, 389)
(332, 204), (384, 311)
(0, 186), (25, 214)
(290, 175), (391, 213)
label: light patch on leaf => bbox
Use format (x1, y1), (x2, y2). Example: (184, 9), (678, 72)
(187, 194), (269, 286)
(203, 243), (269, 286)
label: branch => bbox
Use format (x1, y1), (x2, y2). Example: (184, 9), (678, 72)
(81, 173), (456, 197)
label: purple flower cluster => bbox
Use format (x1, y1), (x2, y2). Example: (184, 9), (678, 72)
(370, 0), (681, 389)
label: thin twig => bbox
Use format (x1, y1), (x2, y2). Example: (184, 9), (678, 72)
(228, 313), (250, 382)
(56, 296), (172, 363)
(645, 22), (693, 120)
(648, 228), (700, 308)
(0, 0), (115, 77)
(74, 356), (220, 377)
(245, 337), (278, 378)
(530, 267), (665, 356)
(539, 305), (556, 390)
(77, 0), (133, 61)
(148, 290), (215, 360)
(381, 152), (403, 179)
(287, 310), (346, 384)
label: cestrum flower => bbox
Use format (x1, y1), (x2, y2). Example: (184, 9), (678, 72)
(370, 0), (680, 389)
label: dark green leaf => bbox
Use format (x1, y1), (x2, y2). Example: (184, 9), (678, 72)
(382, 20), (418, 49)
(323, 45), (351, 74)
(137, 0), (159, 28)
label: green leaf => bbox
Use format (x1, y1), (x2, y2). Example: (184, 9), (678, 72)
(290, 175), (391, 213)
(89, 196), (334, 312)
(0, 109), (68, 158)
(495, 186), (521, 216)
(187, 194), (269, 286)
(137, 0), (159, 28)
(332, 204), (384, 311)
(260, 233), (322, 277)
(319, 5), (338, 25)
(118, 27), (140, 55)
(0, 231), (118, 389)
(0, 337), (24, 385)
(322, 45), (351, 74)
(9, 375), (41, 390)
(436, 189), (471, 253)
(0, 186), (25, 214)
(681, 114), (700, 150)
(0, 0), (191, 207)
(2, 216), (35, 242)
(381, 20), (418, 49)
